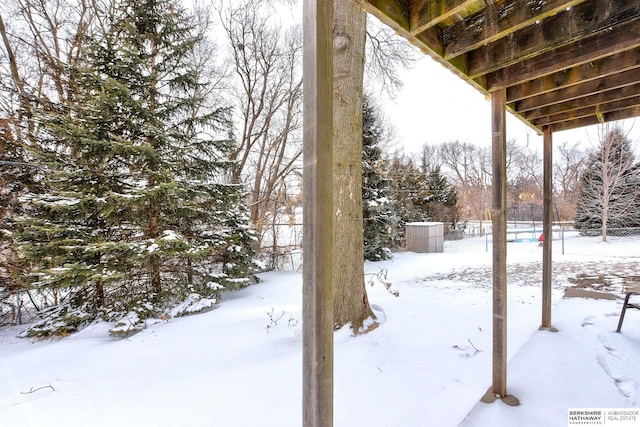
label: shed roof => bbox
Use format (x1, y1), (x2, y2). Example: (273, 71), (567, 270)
(354, 0), (640, 134)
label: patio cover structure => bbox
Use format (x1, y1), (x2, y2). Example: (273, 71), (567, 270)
(302, 0), (640, 425)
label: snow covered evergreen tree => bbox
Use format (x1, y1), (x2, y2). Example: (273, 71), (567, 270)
(574, 126), (640, 240)
(15, 0), (255, 337)
(0, 118), (39, 316)
(361, 96), (397, 261)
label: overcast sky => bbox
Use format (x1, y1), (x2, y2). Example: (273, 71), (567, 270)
(381, 55), (640, 155)
(225, 1), (639, 156)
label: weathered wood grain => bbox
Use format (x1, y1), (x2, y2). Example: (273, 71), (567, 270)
(470, 1), (640, 78)
(443, 0), (586, 60)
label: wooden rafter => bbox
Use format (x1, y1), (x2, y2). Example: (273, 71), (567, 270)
(522, 83), (640, 120)
(514, 68), (640, 113)
(532, 95), (640, 127)
(468, 2), (640, 78)
(355, 0), (640, 134)
(410, 0), (477, 35)
(506, 48), (640, 103)
(552, 105), (640, 132)
(482, 17), (640, 84)
(443, 0), (587, 60)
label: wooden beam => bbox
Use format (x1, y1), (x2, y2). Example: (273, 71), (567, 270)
(302, 0), (334, 425)
(551, 105), (640, 132)
(470, 3), (640, 78)
(506, 48), (640, 102)
(410, 0), (477, 35)
(414, 27), (445, 57)
(604, 106), (640, 123)
(443, 0), (585, 60)
(541, 125), (553, 330)
(355, 0), (410, 31)
(486, 18), (640, 89)
(515, 68), (640, 113)
(491, 88), (508, 399)
(354, 0), (446, 58)
(523, 83), (640, 120)
(357, 0), (486, 92)
(532, 95), (640, 127)
(358, 0), (494, 99)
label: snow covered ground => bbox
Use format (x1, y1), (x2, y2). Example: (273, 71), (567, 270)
(2, 236), (640, 426)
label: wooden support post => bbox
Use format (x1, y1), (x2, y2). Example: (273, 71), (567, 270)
(541, 125), (557, 331)
(482, 89), (520, 406)
(490, 88), (508, 400)
(302, 1), (334, 426)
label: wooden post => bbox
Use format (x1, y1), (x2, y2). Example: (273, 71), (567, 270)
(302, 1), (334, 426)
(541, 125), (556, 331)
(491, 88), (508, 399)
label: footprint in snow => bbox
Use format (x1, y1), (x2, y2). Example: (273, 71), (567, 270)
(597, 353), (623, 381)
(598, 333), (623, 359)
(596, 352), (638, 402)
(581, 315), (596, 328)
(617, 380), (638, 400)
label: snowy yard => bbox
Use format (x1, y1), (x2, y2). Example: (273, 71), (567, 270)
(2, 236), (640, 426)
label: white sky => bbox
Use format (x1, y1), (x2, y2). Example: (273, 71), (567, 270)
(213, 1), (640, 155)
(382, 55), (640, 154)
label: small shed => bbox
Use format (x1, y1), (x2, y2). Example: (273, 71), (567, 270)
(405, 222), (444, 253)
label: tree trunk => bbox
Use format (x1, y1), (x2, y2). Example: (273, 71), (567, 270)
(0, 15), (25, 99)
(95, 280), (104, 308)
(149, 208), (162, 295)
(148, 31), (162, 296)
(332, 0), (375, 333)
(601, 146), (609, 243)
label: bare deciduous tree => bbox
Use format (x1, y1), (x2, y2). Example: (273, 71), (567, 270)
(553, 141), (585, 221)
(7, 0), (93, 105)
(364, 16), (419, 98)
(417, 142), (441, 174)
(438, 140), (492, 230)
(220, 0), (303, 249)
(0, 0), (96, 317)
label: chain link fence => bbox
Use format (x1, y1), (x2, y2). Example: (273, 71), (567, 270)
(556, 227), (640, 258)
(254, 221), (640, 272)
(475, 225), (640, 258)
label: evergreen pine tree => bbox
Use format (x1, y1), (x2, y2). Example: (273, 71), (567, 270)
(15, 0), (255, 337)
(0, 118), (39, 302)
(424, 166), (461, 237)
(361, 96), (397, 261)
(574, 126), (640, 238)
(388, 155), (431, 247)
